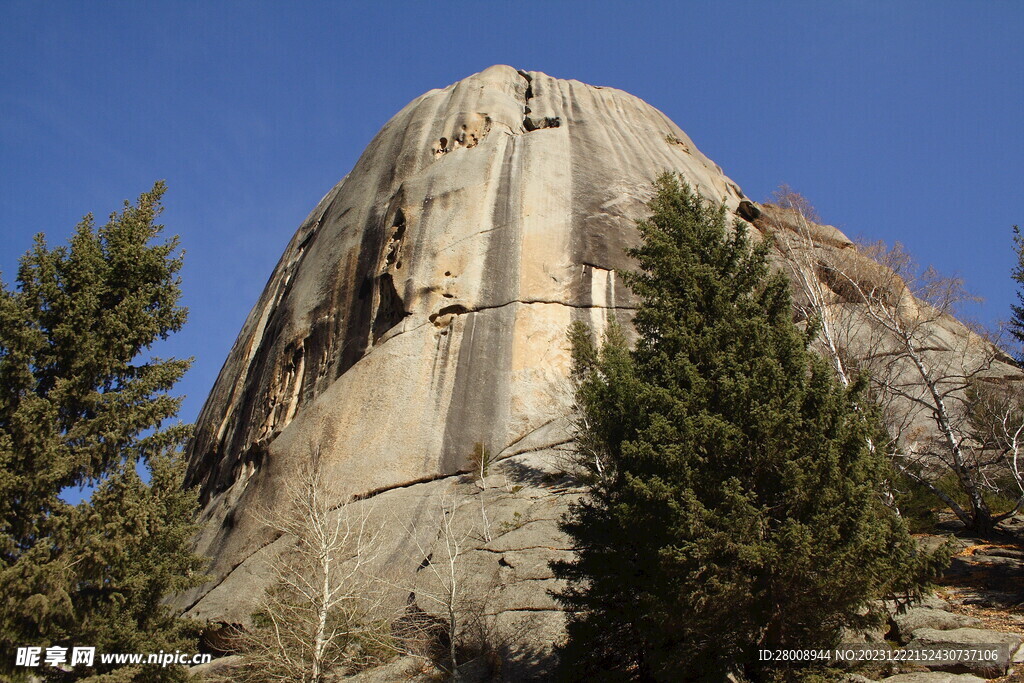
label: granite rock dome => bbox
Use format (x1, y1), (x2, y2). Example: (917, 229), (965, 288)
(183, 65), (744, 595)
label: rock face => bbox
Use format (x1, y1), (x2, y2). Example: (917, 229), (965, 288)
(181, 65), (743, 611)
(180, 66), (1022, 675)
(186, 65), (743, 505)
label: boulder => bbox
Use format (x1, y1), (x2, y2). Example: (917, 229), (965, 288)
(905, 627), (1023, 678)
(339, 656), (445, 682)
(188, 654), (243, 677)
(892, 608), (983, 644)
(916, 595), (953, 612)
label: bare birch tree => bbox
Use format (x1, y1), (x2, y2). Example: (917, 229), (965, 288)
(966, 378), (1024, 519)
(468, 443), (494, 544)
(769, 188), (1024, 533)
(771, 187), (857, 388)
(391, 488), (476, 681)
(231, 457), (397, 682)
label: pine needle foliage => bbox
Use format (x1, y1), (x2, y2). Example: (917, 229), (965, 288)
(552, 174), (943, 681)
(0, 183), (206, 681)
(1010, 225), (1024, 359)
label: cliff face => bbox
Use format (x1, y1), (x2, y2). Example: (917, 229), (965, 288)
(180, 67), (1019, 674)
(183, 65), (743, 594)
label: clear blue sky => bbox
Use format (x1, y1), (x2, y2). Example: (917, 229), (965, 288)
(2, 1), (1022, 443)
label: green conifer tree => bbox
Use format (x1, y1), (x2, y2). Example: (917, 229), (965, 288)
(0, 183), (207, 681)
(1009, 225), (1024, 358)
(552, 174), (942, 681)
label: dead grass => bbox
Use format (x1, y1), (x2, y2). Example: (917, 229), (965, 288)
(937, 586), (1024, 633)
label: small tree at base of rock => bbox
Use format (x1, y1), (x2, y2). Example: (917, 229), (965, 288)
(233, 456), (398, 683)
(393, 488), (475, 680)
(964, 379), (1024, 519)
(552, 174), (943, 680)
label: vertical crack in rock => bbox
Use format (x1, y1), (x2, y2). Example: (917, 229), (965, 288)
(256, 337), (306, 447)
(381, 208), (406, 272)
(299, 302), (341, 406)
(519, 70), (561, 132)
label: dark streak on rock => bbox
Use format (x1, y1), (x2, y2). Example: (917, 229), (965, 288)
(438, 137), (520, 473)
(372, 273), (409, 343)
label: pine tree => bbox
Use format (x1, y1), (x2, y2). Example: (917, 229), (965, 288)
(552, 174), (942, 681)
(0, 183), (207, 681)
(1009, 225), (1024, 358)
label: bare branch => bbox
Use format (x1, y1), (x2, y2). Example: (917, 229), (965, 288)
(227, 450), (400, 682)
(770, 192), (1019, 534)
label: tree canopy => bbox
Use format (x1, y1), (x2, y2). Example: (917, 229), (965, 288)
(0, 182), (206, 681)
(552, 174), (942, 681)
(1010, 225), (1024, 357)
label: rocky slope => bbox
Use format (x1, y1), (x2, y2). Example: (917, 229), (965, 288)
(179, 66), (1023, 678)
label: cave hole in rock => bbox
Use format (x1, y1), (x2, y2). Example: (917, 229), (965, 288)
(381, 209), (406, 272)
(428, 303), (469, 324)
(524, 116), (561, 132)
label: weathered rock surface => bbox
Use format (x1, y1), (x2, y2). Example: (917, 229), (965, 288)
(341, 656), (444, 682)
(917, 596), (954, 612)
(180, 66), (1024, 675)
(905, 628), (1023, 678)
(875, 674), (987, 683)
(892, 608), (983, 644)
(188, 654), (242, 678)
(179, 64), (744, 620)
(180, 65), (744, 613)
(188, 430), (578, 679)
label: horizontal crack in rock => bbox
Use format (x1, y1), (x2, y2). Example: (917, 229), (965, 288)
(477, 545), (573, 554)
(429, 298), (636, 325)
(183, 444), (576, 614)
(484, 606), (564, 615)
